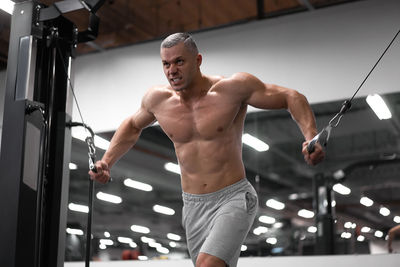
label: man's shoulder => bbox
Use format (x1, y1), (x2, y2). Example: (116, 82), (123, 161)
(143, 85), (173, 108)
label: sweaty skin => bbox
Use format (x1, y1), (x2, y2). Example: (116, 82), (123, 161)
(90, 42), (325, 194)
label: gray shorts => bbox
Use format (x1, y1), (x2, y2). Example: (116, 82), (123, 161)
(182, 178), (258, 267)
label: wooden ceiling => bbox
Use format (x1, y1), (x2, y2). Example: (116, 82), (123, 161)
(0, 0), (361, 70)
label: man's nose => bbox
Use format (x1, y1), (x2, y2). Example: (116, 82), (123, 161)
(169, 64), (178, 74)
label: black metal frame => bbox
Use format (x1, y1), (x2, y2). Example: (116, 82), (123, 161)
(0, 1), (104, 267)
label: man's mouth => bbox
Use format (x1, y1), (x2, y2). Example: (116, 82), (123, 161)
(170, 77), (182, 84)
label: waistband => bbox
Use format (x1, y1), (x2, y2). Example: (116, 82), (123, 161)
(182, 178), (249, 203)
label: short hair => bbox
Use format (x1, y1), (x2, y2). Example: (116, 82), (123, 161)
(160, 32), (199, 55)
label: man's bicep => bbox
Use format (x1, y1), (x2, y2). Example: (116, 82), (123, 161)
(130, 107), (156, 130)
(245, 78), (288, 110)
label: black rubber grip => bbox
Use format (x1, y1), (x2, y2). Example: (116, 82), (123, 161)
(307, 139), (317, 154)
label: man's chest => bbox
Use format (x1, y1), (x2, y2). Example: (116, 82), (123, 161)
(153, 93), (244, 142)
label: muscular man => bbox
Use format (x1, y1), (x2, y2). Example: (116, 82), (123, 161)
(89, 32), (325, 267)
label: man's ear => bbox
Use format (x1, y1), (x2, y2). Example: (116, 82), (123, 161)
(197, 54), (202, 67)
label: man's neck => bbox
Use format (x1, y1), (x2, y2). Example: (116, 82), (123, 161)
(178, 74), (210, 102)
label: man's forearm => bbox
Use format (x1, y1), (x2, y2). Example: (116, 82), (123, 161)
(102, 118), (141, 168)
(287, 91), (317, 140)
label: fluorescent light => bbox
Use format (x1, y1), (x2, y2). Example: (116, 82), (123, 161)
(96, 192), (122, 204)
(129, 242), (137, 248)
(69, 163), (78, 170)
(68, 203), (89, 213)
(149, 241), (162, 248)
(333, 169), (345, 179)
(138, 256), (148, 261)
(104, 231), (110, 238)
(0, 0), (15, 15)
(131, 225), (150, 234)
(253, 226), (268, 235)
(124, 178), (153, 191)
(94, 135), (110, 150)
(357, 235), (365, 242)
(394, 216), (400, 223)
(332, 200), (336, 207)
(99, 244), (106, 249)
(153, 204), (175, 215)
(241, 245), (247, 251)
(99, 239), (114, 246)
(332, 183), (351, 195)
(344, 222), (353, 229)
(118, 237), (133, 244)
(167, 233), (181, 241)
(242, 133), (269, 152)
(360, 196), (373, 207)
(156, 246), (169, 254)
(259, 215), (276, 224)
(307, 226), (317, 233)
(341, 232), (351, 239)
(379, 207), (390, 216)
(169, 241), (177, 248)
(273, 222), (284, 228)
(66, 228), (84, 236)
(164, 162), (181, 174)
(141, 236), (155, 243)
(361, 226), (371, 233)
(374, 230), (383, 238)
(366, 94), (392, 120)
(266, 237), (277, 245)
(298, 209), (314, 218)
(266, 199), (285, 210)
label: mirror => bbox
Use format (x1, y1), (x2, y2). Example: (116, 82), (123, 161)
(65, 92), (400, 261)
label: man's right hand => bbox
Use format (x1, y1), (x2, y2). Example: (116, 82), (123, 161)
(89, 160), (111, 184)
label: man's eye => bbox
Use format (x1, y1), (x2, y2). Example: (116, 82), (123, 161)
(177, 60), (184, 65)
(163, 62), (170, 67)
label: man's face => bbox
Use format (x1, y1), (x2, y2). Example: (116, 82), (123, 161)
(160, 42), (200, 92)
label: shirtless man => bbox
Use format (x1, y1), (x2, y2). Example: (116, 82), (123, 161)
(89, 32), (325, 267)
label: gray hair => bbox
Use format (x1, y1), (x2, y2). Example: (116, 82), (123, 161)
(160, 32), (199, 55)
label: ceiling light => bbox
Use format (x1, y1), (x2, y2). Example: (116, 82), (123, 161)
(241, 245), (247, 251)
(153, 204), (175, 215)
(341, 232), (351, 239)
(99, 239), (114, 246)
(68, 203), (89, 213)
(333, 169), (345, 179)
(167, 233), (181, 241)
(138, 256), (148, 261)
(66, 228), (84, 236)
(69, 163), (78, 170)
(394, 216), (400, 223)
(374, 230), (383, 238)
(344, 222), (353, 229)
(361, 226), (371, 233)
(331, 200), (336, 207)
(366, 94), (392, 120)
(99, 244), (106, 249)
(266, 199), (285, 210)
(164, 162), (181, 174)
(129, 242), (137, 248)
(273, 222), (284, 228)
(104, 231), (110, 238)
(169, 241), (177, 248)
(156, 246), (169, 254)
(253, 226), (268, 235)
(379, 207), (390, 216)
(360, 196), (373, 207)
(118, 237), (133, 244)
(332, 183), (351, 195)
(131, 225), (150, 234)
(0, 0), (15, 15)
(242, 133), (269, 152)
(141, 236), (155, 243)
(148, 241), (162, 248)
(357, 235), (365, 242)
(96, 192), (122, 204)
(266, 237), (277, 245)
(259, 215), (276, 224)
(307, 226), (317, 233)
(124, 178), (153, 191)
(298, 209), (314, 218)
